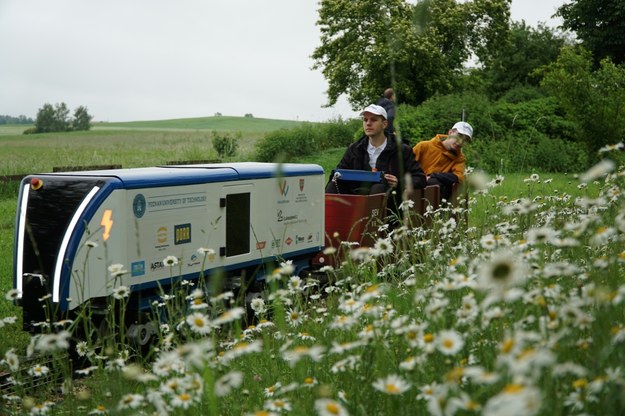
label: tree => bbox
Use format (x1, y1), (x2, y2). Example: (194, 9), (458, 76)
(539, 46), (625, 154)
(72, 106), (93, 131)
(556, 0), (625, 65)
(0, 114), (33, 124)
(33, 102), (92, 133)
(52, 102), (70, 132)
(34, 103), (56, 133)
(311, 0), (511, 109)
(477, 22), (569, 99)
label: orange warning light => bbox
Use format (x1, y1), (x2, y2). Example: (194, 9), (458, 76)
(30, 178), (43, 190)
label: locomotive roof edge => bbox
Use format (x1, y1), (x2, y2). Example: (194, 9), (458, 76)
(23, 162), (325, 189)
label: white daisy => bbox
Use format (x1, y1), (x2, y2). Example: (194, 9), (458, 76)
(372, 374), (411, 395)
(117, 393), (144, 411)
(163, 255), (179, 267)
(112, 285), (130, 299)
(215, 371), (244, 397)
(373, 238), (393, 256)
(436, 329), (465, 356)
(4, 348), (19, 372)
(579, 159), (615, 183)
(186, 312), (212, 335)
(314, 398), (349, 416)
(108, 263), (127, 278)
(5, 288), (21, 301)
(250, 297), (267, 314)
(477, 249), (528, 295)
(212, 307), (245, 326)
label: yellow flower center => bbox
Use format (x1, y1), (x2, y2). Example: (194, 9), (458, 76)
(325, 402), (340, 414)
(502, 338), (514, 353)
(572, 378), (588, 389)
(386, 384), (401, 394)
(503, 383), (524, 394)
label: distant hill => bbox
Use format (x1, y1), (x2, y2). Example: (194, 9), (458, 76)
(92, 115), (309, 133)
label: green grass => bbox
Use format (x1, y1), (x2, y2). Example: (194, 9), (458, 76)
(0, 124), (33, 136)
(0, 116), (311, 175)
(93, 115), (305, 133)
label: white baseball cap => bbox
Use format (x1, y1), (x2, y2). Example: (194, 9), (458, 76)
(360, 104), (388, 119)
(452, 121), (473, 140)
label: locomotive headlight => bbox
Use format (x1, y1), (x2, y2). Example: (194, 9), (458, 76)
(30, 178), (43, 190)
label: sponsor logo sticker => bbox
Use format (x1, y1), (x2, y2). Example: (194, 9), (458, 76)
(131, 260), (145, 277)
(174, 223), (192, 245)
(156, 226), (168, 244)
(187, 253), (201, 267)
(278, 179), (289, 196)
(151, 261), (164, 271)
(133, 194), (146, 218)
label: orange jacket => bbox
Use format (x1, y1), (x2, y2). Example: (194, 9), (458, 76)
(412, 134), (466, 183)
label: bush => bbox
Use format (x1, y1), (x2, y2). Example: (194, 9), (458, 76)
(466, 133), (588, 174)
(489, 96), (578, 143)
(399, 91), (591, 173)
(212, 131), (240, 159)
(396, 92), (493, 145)
(254, 119), (360, 162)
(314, 117), (361, 150)
(255, 124), (317, 162)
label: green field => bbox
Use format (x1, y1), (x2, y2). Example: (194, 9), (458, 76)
(0, 116), (311, 175)
(93, 115), (305, 133)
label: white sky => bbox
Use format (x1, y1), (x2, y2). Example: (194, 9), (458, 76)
(0, 0), (565, 122)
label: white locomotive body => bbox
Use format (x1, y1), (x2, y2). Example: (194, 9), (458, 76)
(14, 162), (324, 329)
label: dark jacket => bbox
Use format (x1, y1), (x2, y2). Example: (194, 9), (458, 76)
(328, 135), (426, 214)
(377, 97), (396, 138)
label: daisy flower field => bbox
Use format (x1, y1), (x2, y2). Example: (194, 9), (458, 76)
(1, 150), (625, 415)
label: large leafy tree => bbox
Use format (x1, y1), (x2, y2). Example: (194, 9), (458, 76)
(34, 103), (57, 133)
(540, 46), (625, 154)
(478, 22), (568, 99)
(72, 106), (93, 131)
(312, 0), (511, 109)
(556, 0), (625, 65)
(52, 102), (71, 132)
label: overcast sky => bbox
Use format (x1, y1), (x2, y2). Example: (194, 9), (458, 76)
(0, 0), (565, 122)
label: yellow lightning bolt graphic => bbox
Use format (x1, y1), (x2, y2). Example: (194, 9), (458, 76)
(101, 209), (113, 241)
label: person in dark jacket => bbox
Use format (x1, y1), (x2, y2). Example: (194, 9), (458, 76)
(326, 104), (426, 219)
(376, 88), (396, 139)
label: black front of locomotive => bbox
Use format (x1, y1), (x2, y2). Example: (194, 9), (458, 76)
(14, 175), (103, 332)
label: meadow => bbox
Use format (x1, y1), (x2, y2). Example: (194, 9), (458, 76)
(0, 116), (303, 175)
(0, 120), (624, 415)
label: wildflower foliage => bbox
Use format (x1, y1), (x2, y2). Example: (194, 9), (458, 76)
(2, 149), (625, 415)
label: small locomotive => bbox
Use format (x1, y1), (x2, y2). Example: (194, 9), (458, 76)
(13, 163), (331, 333)
(13, 162), (439, 338)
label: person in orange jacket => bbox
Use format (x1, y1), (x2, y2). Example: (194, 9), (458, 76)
(412, 121), (473, 201)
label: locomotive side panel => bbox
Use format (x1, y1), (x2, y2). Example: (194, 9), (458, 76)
(69, 190), (128, 310)
(257, 174), (324, 261)
(123, 182), (219, 287)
